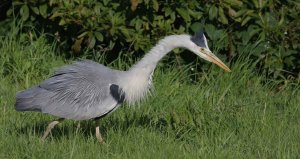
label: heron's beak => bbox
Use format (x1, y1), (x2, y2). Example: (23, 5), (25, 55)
(202, 50), (231, 72)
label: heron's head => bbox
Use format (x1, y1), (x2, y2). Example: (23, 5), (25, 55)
(189, 31), (231, 72)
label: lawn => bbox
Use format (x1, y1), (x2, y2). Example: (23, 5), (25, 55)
(0, 27), (299, 158)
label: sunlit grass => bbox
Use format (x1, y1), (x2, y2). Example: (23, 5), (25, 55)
(0, 27), (299, 158)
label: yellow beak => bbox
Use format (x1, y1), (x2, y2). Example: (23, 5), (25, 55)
(204, 51), (231, 72)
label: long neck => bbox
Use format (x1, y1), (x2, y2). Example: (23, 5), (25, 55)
(129, 34), (191, 73)
(119, 34), (191, 104)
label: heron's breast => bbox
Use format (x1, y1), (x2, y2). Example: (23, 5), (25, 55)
(119, 72), (153, 105)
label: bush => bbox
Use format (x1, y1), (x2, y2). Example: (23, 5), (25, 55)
(5, 0), (300, 78)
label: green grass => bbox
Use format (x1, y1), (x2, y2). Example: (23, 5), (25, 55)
(0, 27), (299, 159)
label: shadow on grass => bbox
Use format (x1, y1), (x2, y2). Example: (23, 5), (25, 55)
(15, 111), (171, 141)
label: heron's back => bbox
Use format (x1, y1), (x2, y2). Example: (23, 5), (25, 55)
(15, 60), (125, 120)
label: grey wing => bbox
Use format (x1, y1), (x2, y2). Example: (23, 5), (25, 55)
(16, 60), (124, 120)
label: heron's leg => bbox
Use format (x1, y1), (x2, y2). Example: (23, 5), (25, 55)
(95, 120), (104, 143)
(41, 118), (64, 140)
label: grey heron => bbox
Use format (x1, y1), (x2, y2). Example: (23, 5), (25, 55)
(15, 31), (231, 143)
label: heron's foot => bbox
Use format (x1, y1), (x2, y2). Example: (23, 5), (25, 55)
(41, 118), (64, 140)
(95, 126), (105, 143)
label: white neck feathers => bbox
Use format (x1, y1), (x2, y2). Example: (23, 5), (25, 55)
(119, 34), (192, 104)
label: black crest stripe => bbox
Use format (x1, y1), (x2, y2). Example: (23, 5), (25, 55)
(191, 30), (206, 48)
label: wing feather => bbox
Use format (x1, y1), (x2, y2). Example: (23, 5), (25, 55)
(17, 60), (124, 120)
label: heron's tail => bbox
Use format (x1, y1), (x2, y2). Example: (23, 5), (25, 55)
(15, 86), (44, 112)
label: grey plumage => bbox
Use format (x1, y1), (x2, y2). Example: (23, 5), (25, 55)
(16, 60), (124, 120)
(15, 33), (231, 125)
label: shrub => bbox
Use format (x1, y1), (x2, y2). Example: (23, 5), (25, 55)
(5, 0), (300, 78)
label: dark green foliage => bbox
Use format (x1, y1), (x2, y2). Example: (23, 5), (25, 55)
(5, 0), (300, 78)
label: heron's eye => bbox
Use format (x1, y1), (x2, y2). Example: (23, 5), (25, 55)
(200, 48), (205, 51)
